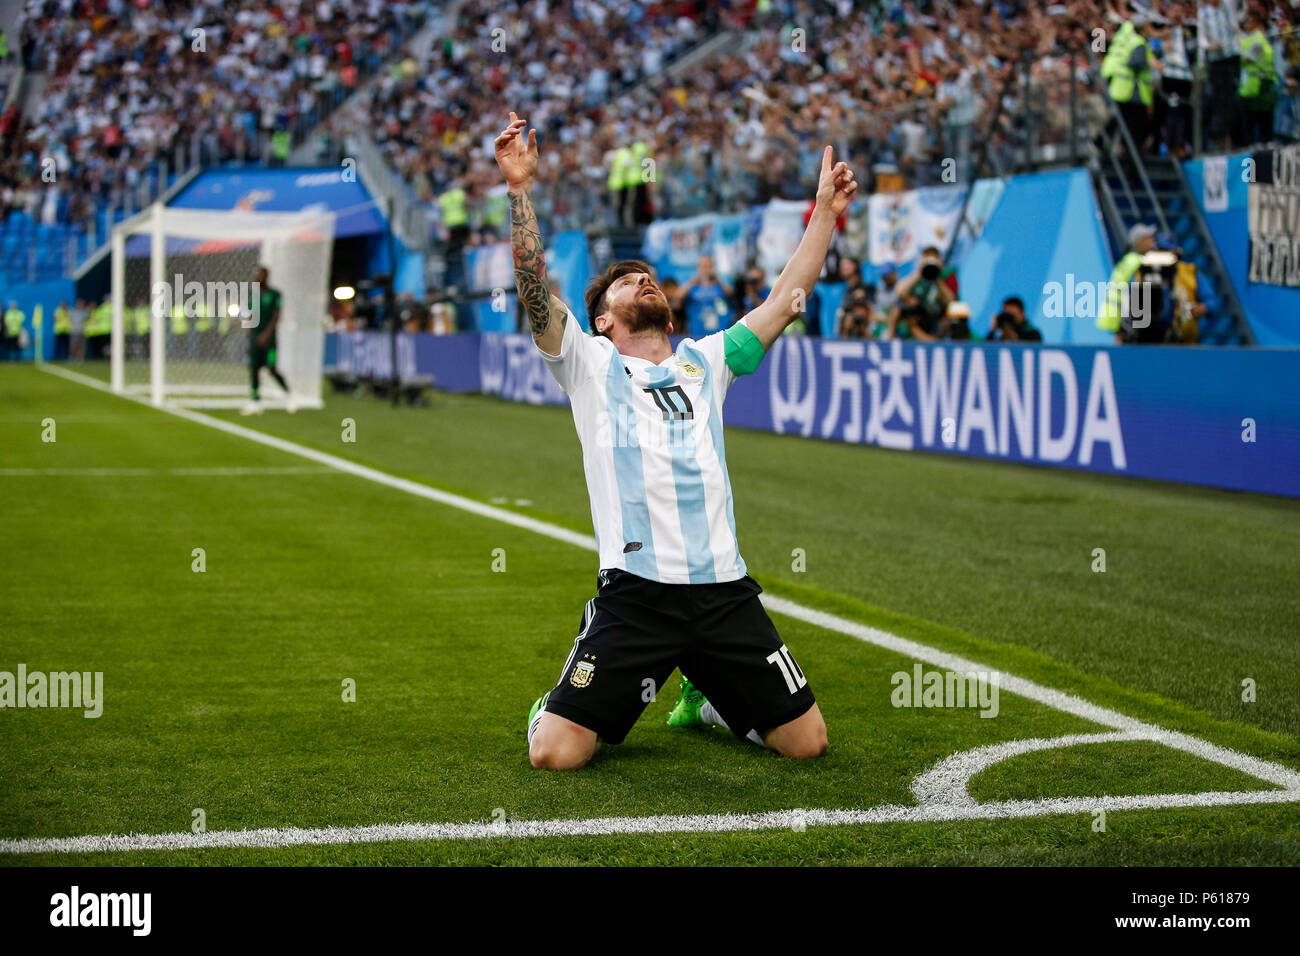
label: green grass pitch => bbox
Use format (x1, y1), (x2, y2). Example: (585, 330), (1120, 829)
(2, 362), (1298, 865)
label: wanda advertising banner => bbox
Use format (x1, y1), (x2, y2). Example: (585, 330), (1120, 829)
(326, 332), (1300, 497)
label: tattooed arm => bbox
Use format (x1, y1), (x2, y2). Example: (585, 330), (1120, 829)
(495, 112), (568, 356)
(507, 184), (568, 355)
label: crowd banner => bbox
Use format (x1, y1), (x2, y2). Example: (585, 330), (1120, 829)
(1185, 149), (1300, 347)
(1245, 145), (1300, 289)
(324, 332), (1299, 497)
(463, 230), (592, 333)
(549, 230), (595, 330)
(465, 242), (515, 333)
(754, 199), (809, 280)
(868, 184), (961, 264)
(641, 211), (749, 284)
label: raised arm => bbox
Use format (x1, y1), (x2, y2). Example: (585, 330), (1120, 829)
(496, 112), (568, 356)
(744, 146), (856, 350)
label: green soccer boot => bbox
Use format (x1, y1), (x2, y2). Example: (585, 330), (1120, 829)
(666, 676), (708, 728)
(528, 692), (550, 734)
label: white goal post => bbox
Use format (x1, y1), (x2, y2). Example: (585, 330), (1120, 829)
(110, 202), (335, 408)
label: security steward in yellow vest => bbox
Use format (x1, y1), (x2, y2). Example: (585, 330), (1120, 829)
(627, 139), (650, 226)
(608, 143), (634, 226)
(3, 302), (24, 360)
(1098, 223), (1157, 342)
(439, 184), (469, 250)
(1238, 10), (1277, 146)
(53, 301), (72, 360)
(87, 298), (112, 360)
(1102, 20), (1155, 150)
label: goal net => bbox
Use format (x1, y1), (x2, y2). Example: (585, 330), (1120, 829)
(110, 203), (335, 408)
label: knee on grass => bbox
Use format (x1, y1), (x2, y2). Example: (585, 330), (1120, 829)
(529, 738), (594, 770)
(767, 719), (828, 760)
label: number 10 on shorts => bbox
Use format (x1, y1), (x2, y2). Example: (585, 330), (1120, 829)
(767, 644), (807, 694)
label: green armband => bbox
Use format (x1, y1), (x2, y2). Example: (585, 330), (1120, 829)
(723, 321), (765, 377)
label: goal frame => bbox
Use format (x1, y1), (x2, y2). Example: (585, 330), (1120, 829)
(110, 201), (333, 409)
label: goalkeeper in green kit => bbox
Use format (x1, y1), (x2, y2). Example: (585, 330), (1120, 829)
(242, 266), (294, 415)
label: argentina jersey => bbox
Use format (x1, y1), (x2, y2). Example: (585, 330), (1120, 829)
(539, 305), (747, 585)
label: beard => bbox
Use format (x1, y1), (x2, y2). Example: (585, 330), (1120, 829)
(625, 292), (673, 335)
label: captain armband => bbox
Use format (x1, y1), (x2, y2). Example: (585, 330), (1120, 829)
(723, 320), (765, 377)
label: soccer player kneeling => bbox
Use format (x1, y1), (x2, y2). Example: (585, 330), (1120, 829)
(496, 112), (856, 769)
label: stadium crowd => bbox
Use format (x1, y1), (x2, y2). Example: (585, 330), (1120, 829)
(336, 1), (734, 245)
(2, 0), (423, 226)
(3, 0), (1296, 238)
(317, 0), (1299, 255)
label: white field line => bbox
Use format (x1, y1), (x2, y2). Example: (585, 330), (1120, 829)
(761, 596), (1300, 792)
(4, 789), (1300, 856)
(38, 364), (596, 552)
(912, 731), (1157, 807)
(10, 363), (1295, 856)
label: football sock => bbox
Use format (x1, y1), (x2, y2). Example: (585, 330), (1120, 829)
(700, 700), (727, 730)
(701, 701), (763, 746)
(528, 707), (545, 747)
(269, 367), (289, 392)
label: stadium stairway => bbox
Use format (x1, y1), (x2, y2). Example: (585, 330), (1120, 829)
(1086, 47), (1251, 345)
(1095, 152), (1251, 345)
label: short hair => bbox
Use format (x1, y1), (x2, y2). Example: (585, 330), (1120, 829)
(585, 259), (657, 336)
(1002, 295), (1025, 311)
(921, 245), (941, 257)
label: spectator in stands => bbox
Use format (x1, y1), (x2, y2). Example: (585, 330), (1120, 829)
(833, 256), (868, 336)
(674, 255), (732, 338)
(1238, 8), (1278, 146)
(733, 266), (769, 320)
(838, 256), (868, 298)
(1199, 0), (1243, 151)
(875, 267), (902, 323)
(1150, 3), (1196, 158)
(1277, 69), (1300, 143)
(658, 276), (686, 332)
(987, 296), (1043, 342)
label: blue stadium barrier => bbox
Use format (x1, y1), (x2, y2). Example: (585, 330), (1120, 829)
(323, 331), (1300, 498)
(1184, 151), (1300, 347)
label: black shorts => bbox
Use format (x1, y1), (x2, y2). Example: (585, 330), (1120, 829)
(543, 569), (816, 745)
(249, 345), (277, 369)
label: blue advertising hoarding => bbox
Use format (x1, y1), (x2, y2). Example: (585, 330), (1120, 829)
(324, 332), (1300, 498)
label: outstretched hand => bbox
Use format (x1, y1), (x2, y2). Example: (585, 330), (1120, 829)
(815, 146), (857, 216)
(495, 111), (538, 189)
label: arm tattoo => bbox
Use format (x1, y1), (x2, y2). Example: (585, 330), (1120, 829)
(508, 187), (564, 338)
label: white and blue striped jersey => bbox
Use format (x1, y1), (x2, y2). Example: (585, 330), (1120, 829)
(538, 306), (748, 585)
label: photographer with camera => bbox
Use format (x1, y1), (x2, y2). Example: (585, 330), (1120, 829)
(885, 247), (953, 341)
(838, 284), (874, 339)
(986, 295), (1043, 343)
(1127, 231), (1206, 344)
(734, 265), (770, 318)
(833, 256), (871, 338)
